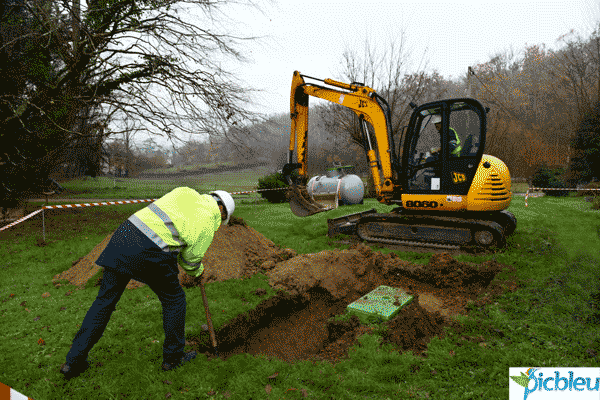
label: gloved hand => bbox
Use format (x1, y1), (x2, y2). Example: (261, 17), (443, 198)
(184, 267), (203, 279)
(195, 270), (206, 284)
(193, 268), (204, 278)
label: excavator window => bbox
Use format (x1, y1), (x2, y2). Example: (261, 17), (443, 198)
(407, 119), (441, 191)
(406, 102), (484, 193)
(415, 120), (440, 162)
(450, 108), (481, 156)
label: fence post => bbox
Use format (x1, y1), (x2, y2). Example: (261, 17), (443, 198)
(42, 208), (46, 242)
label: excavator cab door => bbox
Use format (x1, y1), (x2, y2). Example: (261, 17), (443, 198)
(403, 98), (487, 196)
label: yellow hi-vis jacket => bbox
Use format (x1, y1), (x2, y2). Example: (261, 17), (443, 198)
(449, 127), (462, 156)
(127, 187), (221, 278)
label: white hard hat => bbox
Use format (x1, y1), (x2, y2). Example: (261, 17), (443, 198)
(209, 190), (235, 225)
(432, 115), (442, 124)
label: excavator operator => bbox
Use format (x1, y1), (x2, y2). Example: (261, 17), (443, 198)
(424, 115), (462, 163)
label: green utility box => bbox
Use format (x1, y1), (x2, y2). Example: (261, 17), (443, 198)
(345, 285), (413, 325)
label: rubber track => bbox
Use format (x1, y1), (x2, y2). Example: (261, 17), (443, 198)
(355, 212), (506, 251)
(356, 234), (462, 250)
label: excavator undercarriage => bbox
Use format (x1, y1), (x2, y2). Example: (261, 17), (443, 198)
(327, 207), (517, 252)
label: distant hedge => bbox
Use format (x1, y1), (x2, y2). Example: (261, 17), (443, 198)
(531, 166), (569, 197)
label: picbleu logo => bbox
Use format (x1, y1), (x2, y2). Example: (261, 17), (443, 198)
(509, 367), (600, 399)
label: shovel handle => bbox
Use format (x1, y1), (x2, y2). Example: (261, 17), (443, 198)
(199, 279), (219, 354)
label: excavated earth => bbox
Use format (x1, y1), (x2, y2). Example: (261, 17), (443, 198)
(37, 210), (522, 367)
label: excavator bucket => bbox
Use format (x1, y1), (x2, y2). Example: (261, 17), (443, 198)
(282, 163), (333, 217)
(285, 184), (333, 217)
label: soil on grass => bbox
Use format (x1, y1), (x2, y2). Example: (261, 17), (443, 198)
(53, 217), (519, 367)
(49, 214), (292, 289)
(4, 206), (521, 368)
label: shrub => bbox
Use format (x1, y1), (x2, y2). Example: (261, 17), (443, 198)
(575, 181), (600, 210)
(531, 166), (569, 197)
(575, 180), (600, 197)
(257, 169), (301, 203)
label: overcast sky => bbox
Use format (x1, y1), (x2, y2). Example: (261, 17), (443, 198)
(111, 0), (600, 155)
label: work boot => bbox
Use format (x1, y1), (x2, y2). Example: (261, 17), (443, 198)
(60, 359), (90, 380)
(161, 351), (197, 372)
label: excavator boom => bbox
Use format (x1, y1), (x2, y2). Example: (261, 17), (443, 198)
(283, 71), (396, 216)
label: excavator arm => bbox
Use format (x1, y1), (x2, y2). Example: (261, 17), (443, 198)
(283, 71), (398, 217)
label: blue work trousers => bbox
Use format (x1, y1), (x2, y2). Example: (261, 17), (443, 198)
(65, 220), (186, 366)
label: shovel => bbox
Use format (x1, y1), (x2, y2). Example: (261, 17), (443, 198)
(199, 275), (220, 359)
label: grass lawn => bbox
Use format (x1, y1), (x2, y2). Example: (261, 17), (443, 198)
(512, 182), (529, 193)
(142, 161), (241, 175)
(57, 167), (276, 200)
(1, 173), (599, 399)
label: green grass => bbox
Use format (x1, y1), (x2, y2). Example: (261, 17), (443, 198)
(2, 171), (600, 399)
(54, 166), (276, 200)
(142, 160), (240, 175)
(512, 182), (529, 193)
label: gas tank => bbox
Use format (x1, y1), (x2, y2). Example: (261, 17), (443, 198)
(306, 165), (364, 206)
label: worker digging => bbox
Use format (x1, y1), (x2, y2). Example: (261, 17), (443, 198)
(59, 187), (235, 380)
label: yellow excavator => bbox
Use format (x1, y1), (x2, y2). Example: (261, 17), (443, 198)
(281, 71), (517, 251)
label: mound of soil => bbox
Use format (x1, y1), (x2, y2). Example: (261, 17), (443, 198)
(0, 205), (28, 223)
(52, 214), (520, 366)
(52, 214), (294, 290)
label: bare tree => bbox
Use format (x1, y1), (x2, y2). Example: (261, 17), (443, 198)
(0, 0), (274, 206)
(173, 138), (210, 166)
(314, 32), (449, 184)
(547, 28), (599, 125)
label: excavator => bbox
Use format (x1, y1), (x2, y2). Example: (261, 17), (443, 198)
(281, 71), (517, 252)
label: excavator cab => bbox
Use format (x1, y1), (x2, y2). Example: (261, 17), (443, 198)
(403, 99), (486, 196)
